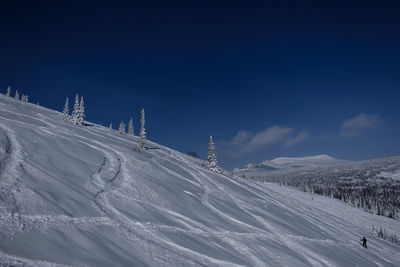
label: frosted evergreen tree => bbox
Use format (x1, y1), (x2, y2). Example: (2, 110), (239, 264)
(63, 97), (69, 122)
(128, 118), (134, 135)
(21, 94), (25, 101)
(109, 122), (112, 129)
(78, 96), (85, 126)
(119, 121), (126, 134)
(25, 95), (29, 102)
(6, 86), (11, 96)
(139, 108), (147, 149)
(207, 136), (218, 172)
(70, 94), (80, 125)
(15, 90), (19, 100)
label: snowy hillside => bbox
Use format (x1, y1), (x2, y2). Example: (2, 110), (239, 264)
(0, 94), (399, 266)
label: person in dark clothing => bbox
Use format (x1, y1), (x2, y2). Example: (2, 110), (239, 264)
(361, 237), (367, 248)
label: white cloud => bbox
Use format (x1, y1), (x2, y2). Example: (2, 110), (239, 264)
(284, 131), (310, 147)
(246, 126), (293, 151)
(220, 126), (308, 157)
(340, 113), (381, 137)
(230, 130), (252, 145)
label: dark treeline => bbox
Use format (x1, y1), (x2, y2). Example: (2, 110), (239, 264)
(243, 157), (400, 220)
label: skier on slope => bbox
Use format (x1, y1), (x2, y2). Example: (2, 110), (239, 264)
(361, 236), (367, 248)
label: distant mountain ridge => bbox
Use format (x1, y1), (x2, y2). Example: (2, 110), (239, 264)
(241, 155), (347, 171)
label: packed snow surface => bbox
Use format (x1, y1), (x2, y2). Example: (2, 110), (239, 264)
(0, 94), (399, 266)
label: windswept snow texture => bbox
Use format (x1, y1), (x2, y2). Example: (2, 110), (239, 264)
(0, 94), (399, 267)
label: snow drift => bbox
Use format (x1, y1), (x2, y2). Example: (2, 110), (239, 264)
(0, 94), (399, 266)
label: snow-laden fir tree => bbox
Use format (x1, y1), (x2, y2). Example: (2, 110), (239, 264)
(128, 118), (134, 135)
(62, 97), (69, 122)
(21, 94), (25, 101)
(25, 95), (29, 102)
(6, 86), (11, 97)
(70, 94), (80, 125)
(109, 122), (112, 129)
(207, 136), (218, 172)
(119, 121), (126, 134)
(139, 108), (146, 149)
(78, 96), (85, 126)
(15, 90), (19, 100)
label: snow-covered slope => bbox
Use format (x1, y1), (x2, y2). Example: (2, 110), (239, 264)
(0, 94), (399, 266)
(242, 155), (346, 172)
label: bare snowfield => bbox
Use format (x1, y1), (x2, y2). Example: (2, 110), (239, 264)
(0, 94), (399, 266)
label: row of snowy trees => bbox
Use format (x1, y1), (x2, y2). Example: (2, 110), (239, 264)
(63, 94), (85, 126)
(6, 84), (216, 169)
(109, 108), (147, 150)
(5, 84), (217, 166)
(4, 86), (29, 102)
(61, 92), (147, 150)
(116, 118), (134, 135)
(59, 90), (214, 160)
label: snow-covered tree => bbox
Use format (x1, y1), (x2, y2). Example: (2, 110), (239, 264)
(207, 136), (218, 172)
(78, 96), (85, 126)
(14, 90), (19, 100)
(21, 94), (25, 101)
(70, 94), (80, 125)
(6, 86), (11, 97)
(25, 95), (29, 102)
(63, 97), (69, 122)
(109, 122), (112, 129)
(139, 108), (146, 149)
(128, 118), (134, 135)
(119, 121), (126, 134)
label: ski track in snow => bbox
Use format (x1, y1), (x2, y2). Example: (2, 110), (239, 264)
(55, 129), (215, 266)
(0, 94), (399, 266)
(0, 125), (25, 226)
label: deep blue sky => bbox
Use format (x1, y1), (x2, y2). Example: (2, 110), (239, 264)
(1, 1), (400, 169)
